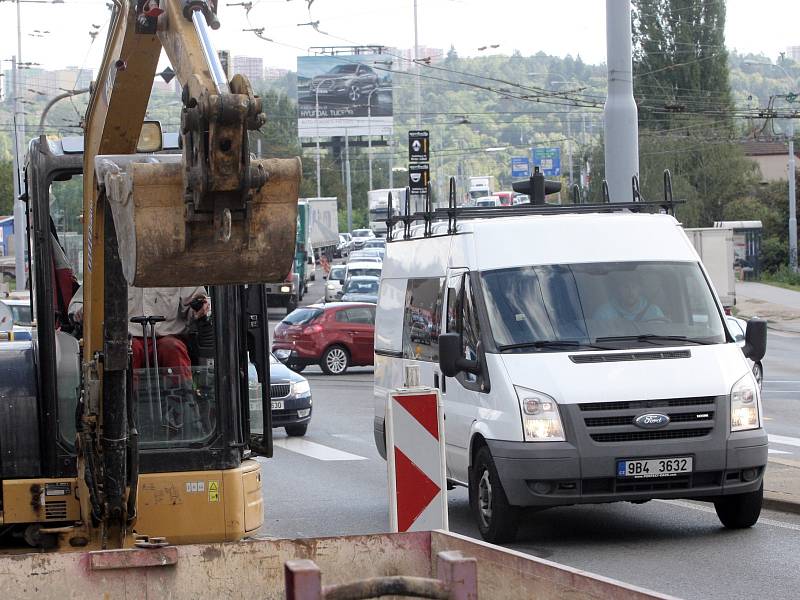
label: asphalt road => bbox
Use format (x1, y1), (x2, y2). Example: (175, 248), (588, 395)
(258, 266), (800, 599)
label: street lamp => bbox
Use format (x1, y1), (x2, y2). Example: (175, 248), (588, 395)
(745, 59), (798, 272)
(367, 86), (379, 190)
(314, 77), (335, 198)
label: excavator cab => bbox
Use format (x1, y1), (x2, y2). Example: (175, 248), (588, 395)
(0, 127), (279, 550)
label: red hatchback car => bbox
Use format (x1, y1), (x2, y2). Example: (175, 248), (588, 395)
(272, 303), (375, 375)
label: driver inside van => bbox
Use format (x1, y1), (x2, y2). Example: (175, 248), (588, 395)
(593, 272), (665, 322)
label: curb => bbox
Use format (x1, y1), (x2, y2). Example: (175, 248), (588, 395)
(763, 492), (800, 516)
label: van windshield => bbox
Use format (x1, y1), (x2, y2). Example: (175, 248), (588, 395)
(479, 261), (726, 351)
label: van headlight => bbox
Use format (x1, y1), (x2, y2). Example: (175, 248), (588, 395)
(730, 374), (760, 432)
(514, 386), (565, 442)
(293, 380), (311, 396)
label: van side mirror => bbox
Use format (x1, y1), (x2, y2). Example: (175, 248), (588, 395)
(743, 318), (767, 362)
(439, 332), (480, 377)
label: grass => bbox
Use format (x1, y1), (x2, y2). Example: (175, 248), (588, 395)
(760, 266), (800, 293)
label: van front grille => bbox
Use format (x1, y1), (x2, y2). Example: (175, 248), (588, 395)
(590, 428), (712, 443)
(584, 411), (714, 428)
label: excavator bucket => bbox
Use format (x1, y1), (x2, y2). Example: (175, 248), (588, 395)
(95, 154), (301, 287)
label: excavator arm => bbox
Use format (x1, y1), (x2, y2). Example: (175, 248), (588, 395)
(79, 0), (300, 547)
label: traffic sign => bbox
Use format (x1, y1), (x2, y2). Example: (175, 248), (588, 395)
(408, 130), (430, 162)
(532, 147), (561, 177)
(408, 163), (430, 194)
(511, 156), (530, 178)
(386, 388), (447, 532)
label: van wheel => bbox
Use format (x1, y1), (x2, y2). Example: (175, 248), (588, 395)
(714, 483), (763, 529)
(470, 446), (520, 543)
(285, 424), (308, 437)
(321, 345), (349, 375)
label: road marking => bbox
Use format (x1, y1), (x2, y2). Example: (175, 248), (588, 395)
(764, 380), (800, 384)
(659, 499), (800, 531)
(769, 434), (800, 448)
(762, 390), (800, 394)
(273, 437), (368, 461)
(768, 448), (792, 455)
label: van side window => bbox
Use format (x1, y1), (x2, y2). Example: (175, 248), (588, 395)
(402, 278), (443, 362)
(462, 278), (481, 383)
(446, 274), (481, 385)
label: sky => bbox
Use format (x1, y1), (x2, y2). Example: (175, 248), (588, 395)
(0, 0), (798, 79)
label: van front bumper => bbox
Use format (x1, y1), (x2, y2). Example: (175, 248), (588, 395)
(486, 427), (768, 507)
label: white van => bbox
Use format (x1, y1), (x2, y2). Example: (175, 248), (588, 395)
(374, 210), (767, 543)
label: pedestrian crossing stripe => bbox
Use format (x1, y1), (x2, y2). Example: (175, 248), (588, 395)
(208, 480), (219, 503)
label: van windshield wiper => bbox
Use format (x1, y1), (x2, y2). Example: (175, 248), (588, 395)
(594, 334), (715, 345)
(498, 340), (613, 352)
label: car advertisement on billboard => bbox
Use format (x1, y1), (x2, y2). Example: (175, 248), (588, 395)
(297, 54), (393, 138)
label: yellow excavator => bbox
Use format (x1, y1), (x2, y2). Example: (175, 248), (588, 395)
(1, 0), (300, 550)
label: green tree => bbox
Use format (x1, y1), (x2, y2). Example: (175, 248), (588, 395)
(632, 0), (733, 129)
(0, 160), (14, 216)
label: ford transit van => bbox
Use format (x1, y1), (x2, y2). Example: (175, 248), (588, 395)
(374, 210), (767, 543)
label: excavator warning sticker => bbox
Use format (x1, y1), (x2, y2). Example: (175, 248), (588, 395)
(208, 481), (220, 503)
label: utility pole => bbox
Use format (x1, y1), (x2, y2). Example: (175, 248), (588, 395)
(345, 132), (353, 233)
(603, 0), (639, 203)
(413, 0), (421, 129)
(788, 116), (797, 271)
(11, 54), (27, 288)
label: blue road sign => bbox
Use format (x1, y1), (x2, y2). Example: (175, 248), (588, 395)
(532, 147), (561, 177)
(511, 156), (530, 178)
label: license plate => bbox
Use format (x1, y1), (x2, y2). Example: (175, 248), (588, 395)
(271, 400), (284, 410)
(617, 456), (693, 478)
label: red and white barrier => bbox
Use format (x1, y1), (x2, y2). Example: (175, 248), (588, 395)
(386, 387), (448, 532)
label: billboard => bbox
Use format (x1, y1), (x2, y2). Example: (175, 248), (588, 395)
(297, 54), (393, 138)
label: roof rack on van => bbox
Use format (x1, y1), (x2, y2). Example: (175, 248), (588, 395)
(385, 169), (681, 242)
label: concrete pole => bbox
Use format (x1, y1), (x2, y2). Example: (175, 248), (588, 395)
(389, 138), (394, 188)
(13, 0), (29, 287)
(603, 0), (639, 203)
(345, 131), (353, 233)
(11, 55), (27, 287)
(788, 117), (797, 272)
(567, 116), (573, 188)
(315, 87), (322, 198)
(367, 89), (376, 190)
(413, 0), (421, 128)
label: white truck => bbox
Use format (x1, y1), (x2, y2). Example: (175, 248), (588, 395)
(368, 188), (426, 236)
(468, 175), (495, 202)
(685, 227), (736, 308)
(304, 197), (340, 259)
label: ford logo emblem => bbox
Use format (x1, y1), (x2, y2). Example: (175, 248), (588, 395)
(634, 413), (670, 429)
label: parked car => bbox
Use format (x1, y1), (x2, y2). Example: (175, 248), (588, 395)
(344, 260), (382, 281)
(351, 228), (376, 251)
(727, 315), (763, 388)
(248, 353), (312, 437)
(475, 197), (501, 207)
(513, 194), (530, 205)
(273, 303), (376, 375)
(340, 275), (380, 304)
(336, 233), (352, 258)
(325, 265), (347, 302)
(311, 63), (379, 104)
